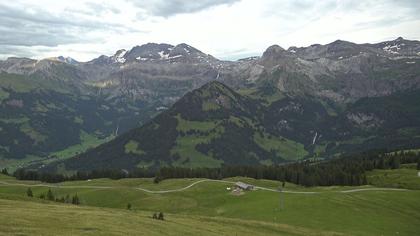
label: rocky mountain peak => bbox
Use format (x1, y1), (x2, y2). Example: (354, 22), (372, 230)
(111, 49), (127, 63)
(263, 45), (287, 55)
(123, 43), (174, 62)
(56, 56), (79, 65)
(260, 45), (294, 68)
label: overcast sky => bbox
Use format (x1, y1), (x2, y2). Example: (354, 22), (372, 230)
(1, 0), (419, 61)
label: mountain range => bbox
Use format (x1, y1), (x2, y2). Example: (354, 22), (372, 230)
(1, 37), (419, 171)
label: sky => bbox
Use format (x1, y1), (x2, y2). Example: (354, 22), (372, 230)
(0, 0), (419, 61)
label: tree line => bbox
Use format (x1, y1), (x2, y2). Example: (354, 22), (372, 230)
(9, 150), (420, 187)
(12, 168), (155, 183)
(155, 150), (419, 186)
(26, 187), (80, 205)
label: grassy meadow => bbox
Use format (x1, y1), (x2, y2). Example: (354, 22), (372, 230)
(0, 165), (420, 235)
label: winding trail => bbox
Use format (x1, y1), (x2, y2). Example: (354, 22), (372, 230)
(0, 179), (410, 194)
(135, 179), (235, 193)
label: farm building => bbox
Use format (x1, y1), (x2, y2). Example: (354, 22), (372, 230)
(235, 182), (254, 190)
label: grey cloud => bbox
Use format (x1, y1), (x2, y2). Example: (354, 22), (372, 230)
(130, 0), (240, 17)
(0, 2), (141, 47)
(0, 45), (46, 59)
(83, 2), (122, 15)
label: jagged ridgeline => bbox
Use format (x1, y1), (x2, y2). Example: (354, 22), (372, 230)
(43, 80), (420, 172)
(2, 38), (420, 171)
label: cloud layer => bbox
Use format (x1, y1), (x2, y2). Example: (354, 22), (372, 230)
(0, 0), (419, 61)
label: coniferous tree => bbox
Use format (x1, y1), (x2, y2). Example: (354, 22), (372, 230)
(72, 194), (80, 205)
(152, 213), (158, 219)
(47, 189), (55, 201)
(417, 159), (420, 170)
(127, 203), (132, 210)
(390, 156), (400, 169)
(158, 212), (164, 220)
(65, 194), (70, 203)
(1, 168), (8, 175)
(154, 174), (163, 184)
(362, 174), (368, 185)
(26, 188), (33, 197)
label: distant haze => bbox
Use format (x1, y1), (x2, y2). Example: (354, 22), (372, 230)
(0, 0), (419, 61)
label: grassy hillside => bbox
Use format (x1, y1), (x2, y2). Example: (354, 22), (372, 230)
(45, 81), (307, 172)
(367, 164), (420, 190)
(1, 173), (420, 235)
(0, 198), (324, 236)
(39, 81), (420, 172)
(0, 72), (155, 170)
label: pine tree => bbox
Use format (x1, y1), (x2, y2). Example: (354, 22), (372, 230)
(26, 188), (33, 197)
(362, 174), (368, 185)
(127, 203), (132, 210)
(72, 194), (80, 205)
(158, 212), (164, 220)
(154, 174), (163, 184)
(1, 168), (8, 175)
(65, 194), (70, 203)
(152, 213), (158, 219)
(47, 189), (54, 201)
(390, 156), (400, 169)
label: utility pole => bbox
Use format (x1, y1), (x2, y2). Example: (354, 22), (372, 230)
(279, 186), (284, 210)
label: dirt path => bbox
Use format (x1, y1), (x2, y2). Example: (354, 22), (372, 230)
(340, 188), (408, 193)
(0, 179), (410, 194)
(135, 179), (235, 193)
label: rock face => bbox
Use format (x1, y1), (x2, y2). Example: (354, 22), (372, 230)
(1, 38), (419, 104)
(254, 37), (420, 102)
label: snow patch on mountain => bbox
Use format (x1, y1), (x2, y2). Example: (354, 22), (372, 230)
(136, 56), (148, 61)
(158, 51), (169, 60)
(383, 44), (402, 54)
(168, 55), (183, 59)
(114, 50), (127, 63)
